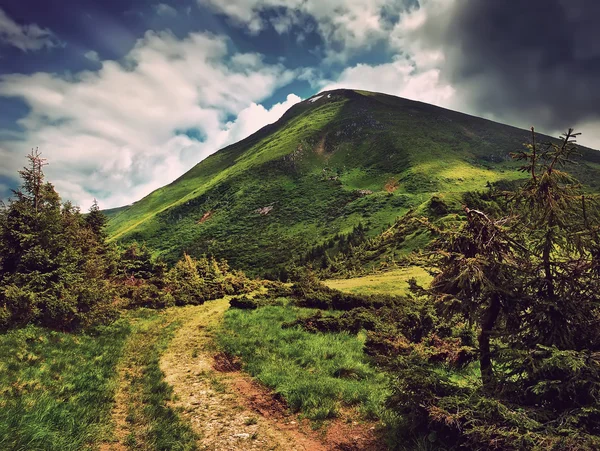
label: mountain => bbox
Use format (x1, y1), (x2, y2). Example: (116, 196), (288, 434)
(106, 89), (600, 275)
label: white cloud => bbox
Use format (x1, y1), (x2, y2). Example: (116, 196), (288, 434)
(223, 93), (301, 145)
(0, 8), (59, 51)
(321, 57), (455, 108)
(572, 119), (600, 151)
(197, 0), (404, 62)
(154, 3), (178, 17)
(195, 0), (460, 109)
(0, 30), (299, 209)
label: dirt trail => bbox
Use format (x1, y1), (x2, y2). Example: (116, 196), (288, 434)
(159, 298), (382, 451)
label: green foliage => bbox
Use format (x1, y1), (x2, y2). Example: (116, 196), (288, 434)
(118, 241), (160, 280)
(229, 295), (258, 310)
(290, 270), (404, 311)
(86, 198), (108, 239)
(0, 152), (258, 332)
(383, 128), (600, 449)
(0, 151), (118, 331)
(116, 248), (257, 310)
(166, 254), (206, 306)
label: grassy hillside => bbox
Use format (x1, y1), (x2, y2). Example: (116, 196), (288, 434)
(106, 89), (600, 274)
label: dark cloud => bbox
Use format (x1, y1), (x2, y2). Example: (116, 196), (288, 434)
(431, 0), (600, 131)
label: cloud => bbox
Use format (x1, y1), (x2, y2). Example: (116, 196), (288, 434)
(309, 0), (600, 149)
(84, 50), (100, 62)
(0, 30), (298, 209)
(154, 3), (178, 17)
(321, 57), (454, 107)
(223, 93), (301, 144)
(386, 0), (600, 147)
(0, 7), (59, 51)
(197, 0), (412, 62)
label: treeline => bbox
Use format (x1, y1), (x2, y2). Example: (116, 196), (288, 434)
(297, 215), (429, 279)
(0, 150), (256, 331)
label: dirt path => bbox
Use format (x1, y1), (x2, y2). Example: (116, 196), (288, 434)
(159, 299), (382, 451)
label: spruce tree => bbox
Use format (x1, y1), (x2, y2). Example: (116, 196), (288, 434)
(0, 151), (117, 330)
(85, 198), (107, 240)
(427, 128), (600, 387)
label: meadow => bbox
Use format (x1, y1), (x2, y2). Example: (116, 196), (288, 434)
(323, 266), (432, 296)
(0, 310), (196, 451)
(0, 321), (128, 450)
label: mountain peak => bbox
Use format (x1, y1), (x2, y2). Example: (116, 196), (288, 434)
(107, 89), (600, 274)
(308, 89), (363, 102)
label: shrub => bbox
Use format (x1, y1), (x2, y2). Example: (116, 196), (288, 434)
(229, 296), (258, 310)
(166, 254), (205, 306)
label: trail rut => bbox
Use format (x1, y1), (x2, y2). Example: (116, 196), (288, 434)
(159, 299), (383, 451)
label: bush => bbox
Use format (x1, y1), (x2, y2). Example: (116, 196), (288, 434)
(166, 254), (205, 306)
(229, 296), (258, 310)
(282, 308), (380, 334)
(120, 283), (175, 309)
(290, 273), (402, 311)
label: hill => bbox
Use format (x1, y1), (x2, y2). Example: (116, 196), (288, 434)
(106, 89), (600, 275)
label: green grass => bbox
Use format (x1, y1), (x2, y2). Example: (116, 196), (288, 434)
(0, 310), (197, 451)
(216, 303), (390, 421)
(116, 309), (197, 451)
(0, 321), (129, 451)
(323, 266), (433, 296)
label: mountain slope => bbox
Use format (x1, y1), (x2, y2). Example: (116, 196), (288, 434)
(106, 89), (600, 274)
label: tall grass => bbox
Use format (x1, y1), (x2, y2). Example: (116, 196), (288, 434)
(0, 321), (129, 450)
(0, 309), (198, 451)
(217, 303), (390, 421)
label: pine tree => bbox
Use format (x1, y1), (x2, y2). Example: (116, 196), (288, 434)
(427, 206), (518, 387)
(427, 128), (600, 387)
(17, 148), (47, 214)
(399, 129), (600, 448)
(85, 198), (107, 240)
(508, 128), (600, 349)
(0, 151), (117, 330)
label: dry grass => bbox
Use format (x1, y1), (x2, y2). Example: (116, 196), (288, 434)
(323, 266), (432, 296)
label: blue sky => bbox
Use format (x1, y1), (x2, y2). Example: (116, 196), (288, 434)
(1, 0), (599, 208)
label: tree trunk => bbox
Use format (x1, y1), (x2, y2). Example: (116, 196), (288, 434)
(479, 293), (501, 388)
(542, 230), (555, 300)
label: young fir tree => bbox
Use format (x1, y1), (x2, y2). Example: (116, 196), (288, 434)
(0, 150), (117, 330)
(427, 128), (600, 387)
(399, 129), (600, 448)
(85, 198), (107, 240)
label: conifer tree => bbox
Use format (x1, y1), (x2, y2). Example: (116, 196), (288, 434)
(0, 151), (116, 330)
(85, 198), (107, 240)
(427, 128), (600, 387)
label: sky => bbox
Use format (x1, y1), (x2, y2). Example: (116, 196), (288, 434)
(1, 0), (599, 209)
